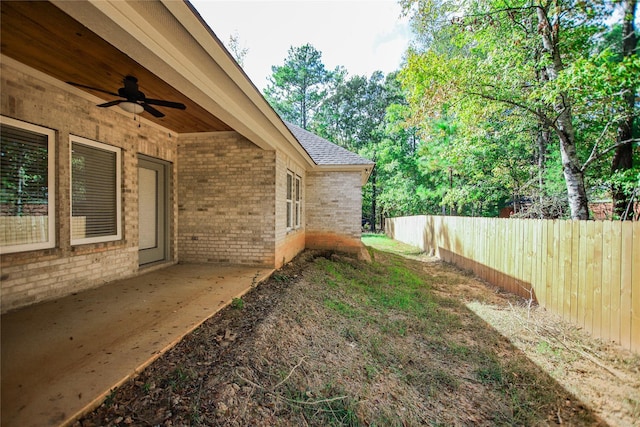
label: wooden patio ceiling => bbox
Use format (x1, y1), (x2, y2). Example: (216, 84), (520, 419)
(0, 1), (232, 133)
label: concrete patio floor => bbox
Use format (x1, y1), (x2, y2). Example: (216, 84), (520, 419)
(1, 263), (273, 427)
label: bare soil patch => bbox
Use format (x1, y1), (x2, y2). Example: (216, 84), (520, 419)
(75, 238), (639, 426)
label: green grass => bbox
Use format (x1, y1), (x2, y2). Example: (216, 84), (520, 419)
(230, 297), (244, 310)
(361, 233), (425, 257)
(283, 383), (360, 427)
(300, 239), (599, 426)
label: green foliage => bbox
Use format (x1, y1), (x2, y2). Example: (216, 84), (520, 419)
(262, 1), (638, 220)
(230, 297), (244, 310)
(399, 0), (638, 219)
(264, 44), (337, 129)
(226, 31), (248, 67)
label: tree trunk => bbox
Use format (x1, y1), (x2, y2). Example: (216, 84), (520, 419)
(537, 120), (551, 217)
(535, 39), (551, 218)
(370, 167), (377, 232)
(536, 2), (590, 219)
(612, 0), (637, 220)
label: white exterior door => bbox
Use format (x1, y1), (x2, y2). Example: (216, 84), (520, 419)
(138, 157), (167, 265)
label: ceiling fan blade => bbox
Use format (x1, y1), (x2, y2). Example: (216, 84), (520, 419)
(67, 81), (120, 97)
(96, 100), (123, 108)
(142, 103), (165, 118)
(144, 98), (186, 110)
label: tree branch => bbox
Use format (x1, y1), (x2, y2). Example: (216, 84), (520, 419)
(581, 121), (612, 171)
(582, 139), (637, 172)
(464, 90), (554, 128)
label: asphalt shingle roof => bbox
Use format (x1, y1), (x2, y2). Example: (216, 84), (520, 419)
(285, 122), (374, 166)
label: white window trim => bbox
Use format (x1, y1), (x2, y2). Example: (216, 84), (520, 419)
(0, 116), (56, 254)
(286, 170), (302, 231)
(294, 174), (301, 229)
(286, 170), (293, 230)
(70, 135), (122, 245)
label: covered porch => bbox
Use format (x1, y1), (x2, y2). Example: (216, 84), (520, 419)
(1, 264), (273, 427)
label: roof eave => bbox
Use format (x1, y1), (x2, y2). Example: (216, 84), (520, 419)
(312, 164), (375, 185)
(52, 0), (315, 167)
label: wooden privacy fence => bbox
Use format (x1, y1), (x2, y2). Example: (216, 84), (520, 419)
(385, 215), (640, 353)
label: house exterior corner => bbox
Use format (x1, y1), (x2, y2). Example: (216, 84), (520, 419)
(305, 170), (366, 255)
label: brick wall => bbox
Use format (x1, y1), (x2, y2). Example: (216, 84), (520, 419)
(1, 61), (177, 313)
(305, 171), (364, 253)
(274, 151), (306, 268)
(177, 132), (277, 266)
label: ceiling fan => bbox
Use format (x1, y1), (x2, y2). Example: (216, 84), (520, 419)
(67, 75), (186, 118)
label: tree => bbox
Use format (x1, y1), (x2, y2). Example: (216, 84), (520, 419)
(611, 0), (638, 219)
(314, 72), (404, 230)
(264, 44), (335, 129)
(227, 31), (248, 67)
(376, 103), (434, 217)
(400, 0), (634, 219)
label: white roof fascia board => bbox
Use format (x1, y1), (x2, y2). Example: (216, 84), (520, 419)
(162, 1), (314, 163)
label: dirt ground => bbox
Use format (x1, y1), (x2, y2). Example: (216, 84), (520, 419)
(75, 239), (639, 427)
(385, 241), (640, 427)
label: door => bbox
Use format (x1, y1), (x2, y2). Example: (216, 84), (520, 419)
(138, 157), (168, 265)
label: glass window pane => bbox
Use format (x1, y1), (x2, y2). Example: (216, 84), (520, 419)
(0, 124), (50, 247)
(286, 173), (292, 200)
(72, 141), (118, 241)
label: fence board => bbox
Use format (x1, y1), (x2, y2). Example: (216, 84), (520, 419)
(547, 221), (556, 313)
(386, 215), (638, 353)
(514, 219), (522, 294)
(482, 219), (489, 281)
(601, 221), (613, 342)
(632, 223), (640, 353)
(560, 220), (571, 320)
(584, 221), (596, 333)
(578, 221), (588, 329)
(570, 221), (580, 324)
(513, 219), (521, 293)
(592, 223), (604, 340)
(498, 219), (506, 289)
(524, 220), (534, 296)
(552, 221), (561, 315)
(537, 220), (548, 306)
(610, 221), (622, 344)
(620, 222), (633, 349)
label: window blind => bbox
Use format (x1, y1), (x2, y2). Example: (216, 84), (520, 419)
(0, 124), (50, 247)
(1, 124), (49, 215)
(72, 142), (117, 240)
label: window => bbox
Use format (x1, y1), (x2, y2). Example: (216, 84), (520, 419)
(286, 170), (301, 230)
(286, 171), (293, 229)
(70, 136), (121, 245)
(295, 175), (301, 228)
(1, 117), (56, 253)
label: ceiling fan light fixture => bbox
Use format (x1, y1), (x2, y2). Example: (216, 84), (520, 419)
(119, 101), (144, 114)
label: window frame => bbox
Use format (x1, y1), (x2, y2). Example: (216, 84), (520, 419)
(286, 170), (302, 231)
(0, 115), (56, 254)
(294, 174), (301, 229)
(70, 135), (122, 245)
(286, 170), (293, 230)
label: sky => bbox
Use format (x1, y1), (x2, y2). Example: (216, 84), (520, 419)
(190, 0), (413, 90)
